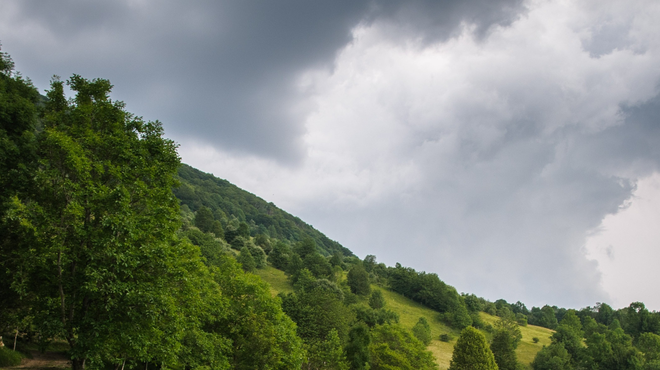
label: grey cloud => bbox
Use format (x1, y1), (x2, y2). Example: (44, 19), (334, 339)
(2, 0), (528, 163)
(366, 0), (527, 43)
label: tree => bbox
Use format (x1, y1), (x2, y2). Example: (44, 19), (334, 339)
(304, 329), (349, 370)
(412, 317), (433, 346)
(1, 74), (195, 369)
(369, 290), (386, 310)
(238, 247), (257, 272)
(194, 206), (215, 233)
(370, 324), (438, 370)
(210, 255), (305, 370)
(347, 265), (371, 296)
(269, 241), (292, 270)
(0, 47), (40, 346)
(532, 343), (572, 370)
(448, 326), (498, 370)
(490, 322), (520, 370)
(345, 323), (371, 370)
(281, 277), (354, 344)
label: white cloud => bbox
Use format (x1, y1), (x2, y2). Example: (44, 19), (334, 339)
(182, 0), (660, 308)
(586, 173), (660, 310)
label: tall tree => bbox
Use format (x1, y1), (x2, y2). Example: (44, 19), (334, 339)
(490, 319), (522, 370)
(2, 75), (191, 369)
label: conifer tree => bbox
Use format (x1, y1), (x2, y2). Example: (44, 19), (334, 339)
(412, 317), (433, 346)
(449, 326), (499, 370)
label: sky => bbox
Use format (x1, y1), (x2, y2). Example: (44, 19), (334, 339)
(2, 0), (659, 310)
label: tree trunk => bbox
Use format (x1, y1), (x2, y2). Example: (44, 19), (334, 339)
(13, 328), (18, 351)
(72, 358), (85, 370)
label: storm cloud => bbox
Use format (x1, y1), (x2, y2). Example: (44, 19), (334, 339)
(2, 0), (659, 308)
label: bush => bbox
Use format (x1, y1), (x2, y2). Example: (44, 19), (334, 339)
(0, 347), (23, 367)
(532, 337), (539, 343)
(440, 333), (453, 342)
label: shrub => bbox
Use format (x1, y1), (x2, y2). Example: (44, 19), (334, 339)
(532, 337), (539, 344)
(440, 333), (453, 342)
(0, 347), (22, 367)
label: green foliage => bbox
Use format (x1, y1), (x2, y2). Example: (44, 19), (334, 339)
(491, 328), (520, 370)
(346, 323), (371, 370)
(387, 264), (468, 328)
(174, 164), (352, 256)
(412, 317), (433, 346)
(529, 306), (558, 330)
(532, 343), (572, 370)
(347, 265), (371, 296)
(210, 255), (305, 370)
(281, 277), (355, 343)
(330, 251), (344, 268)
(0, 347), (22, 367)
(269, 240), (292, 270)
(448, 326), (498, 370)
(181, 228), (225, 267)
(352, 304), (399, 328)
(303, 252), (333, 279)
(0, 47), (40, 341)
(440, 333), (453, 342)
(238, 247), (257, 272)
(246, 241), (267, 268)
(194, 206), (215, 233)
(636, 332), (660, 363)
(2, 74), (194, 369)
(305, 329), (350, 370)
(363, 255), (377, 273)
(369, 290), (386, 310)
(254, 234), (271, 254)
(369, 323), (438, 370)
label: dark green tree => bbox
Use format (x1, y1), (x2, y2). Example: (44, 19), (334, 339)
(269, 241), (292, 270)
(0, 47), (40, 343)
(448, 326), (498, 370)
(211, 220), (224, 239)
(345, 323), (371, 370)
(347, 265), (371, 296)
(532, 343), (572, 370)
(194, 206), (215, 233)
(490, 319), (522, 370)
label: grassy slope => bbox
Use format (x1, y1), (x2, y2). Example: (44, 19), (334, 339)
(255, 268), (554, 369)
(480, 312), (554, 368)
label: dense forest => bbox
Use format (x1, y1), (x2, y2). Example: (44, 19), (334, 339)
(1, 48), (660, 370)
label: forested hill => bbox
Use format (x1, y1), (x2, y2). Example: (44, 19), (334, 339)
(173, 163), (352, 257)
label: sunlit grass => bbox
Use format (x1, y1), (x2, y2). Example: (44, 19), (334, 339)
(253, 265), (294, 296)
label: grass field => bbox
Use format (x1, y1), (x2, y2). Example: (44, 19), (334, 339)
(253, 265), (294, 296)
(254, 266), (554, 369)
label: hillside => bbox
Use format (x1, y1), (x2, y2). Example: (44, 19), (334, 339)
(255, 267), (554, 369)
(174, 164), (352, 257)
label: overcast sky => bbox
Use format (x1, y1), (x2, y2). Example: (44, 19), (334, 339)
(2, 0), (659, 310)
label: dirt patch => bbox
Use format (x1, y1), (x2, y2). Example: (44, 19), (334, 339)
(8, 351), (70, 370)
